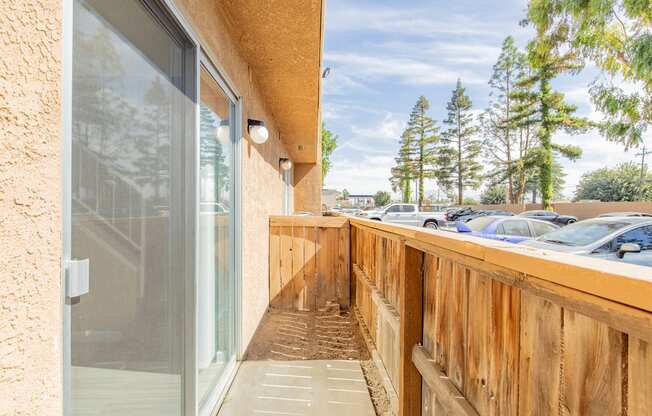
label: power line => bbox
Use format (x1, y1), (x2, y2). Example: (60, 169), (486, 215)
(635, 144), (652, 198)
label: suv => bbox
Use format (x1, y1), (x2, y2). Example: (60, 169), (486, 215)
(357, 203), (447, 229)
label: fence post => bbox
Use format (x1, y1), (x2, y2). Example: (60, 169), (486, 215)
(399, 242), (424, 416)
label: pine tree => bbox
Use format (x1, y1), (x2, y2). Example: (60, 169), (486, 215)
(514, 24), (588, 209)
(481, 37), (527, 203)
(403, 96), (440, 206)
(391, 130), (416, 203)
(439, 80), (483, 205)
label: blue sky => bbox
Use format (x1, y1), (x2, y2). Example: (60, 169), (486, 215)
(321, 0), (645, 200)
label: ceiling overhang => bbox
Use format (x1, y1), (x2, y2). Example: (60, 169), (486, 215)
(220, 0), (324, 163)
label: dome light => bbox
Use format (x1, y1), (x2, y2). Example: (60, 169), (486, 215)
(248, 119), (269, 144)
(279, 158), (292, 171)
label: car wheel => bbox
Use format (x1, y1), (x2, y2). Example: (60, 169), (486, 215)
(566, 219), (576, 224)
(424, 221), (438, 229)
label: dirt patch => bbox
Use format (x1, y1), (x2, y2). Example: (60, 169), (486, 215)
(245, 307), (393, 415)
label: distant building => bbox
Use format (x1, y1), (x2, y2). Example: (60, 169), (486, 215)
(322, 189), (341, 209)
(347, 194), (375, 208)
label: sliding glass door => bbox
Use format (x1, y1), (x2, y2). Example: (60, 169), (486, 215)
(68, 0), (195, 414)
(66, 1), (240, 415)
(197, 65), (237, 412)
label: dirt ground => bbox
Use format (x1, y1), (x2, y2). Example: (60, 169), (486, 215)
(245, 306), (393, 415)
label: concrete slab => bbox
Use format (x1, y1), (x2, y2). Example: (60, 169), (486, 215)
(217, 360), (376, 416)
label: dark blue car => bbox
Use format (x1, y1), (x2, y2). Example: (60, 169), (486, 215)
(456, 215), (559, 243)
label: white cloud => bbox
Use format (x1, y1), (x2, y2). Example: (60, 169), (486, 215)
(326, 52), (486, 86)
(379, 41), (503, 66)
(326, 4), (511, 39)
(351, 112), (405, 140)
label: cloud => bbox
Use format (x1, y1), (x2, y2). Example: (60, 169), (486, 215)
(326, 52), (486, 86)
(326, 4), (511, 39)
(379, 41), (503, 66)
(351, 112), (405, 140)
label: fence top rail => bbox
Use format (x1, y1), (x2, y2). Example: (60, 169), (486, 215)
(270, 215), (348, 228)
(347, 216), (652, 313)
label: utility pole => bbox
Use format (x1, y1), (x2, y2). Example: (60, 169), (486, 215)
(636, 144), (652, 199)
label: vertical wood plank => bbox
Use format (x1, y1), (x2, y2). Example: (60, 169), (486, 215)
(562, 310), (623, 415)
(489, 281), (520, 416)
(518, 293), (562, 415)
(291, 225), (305, 310)
(337, 223), (350, 307)
(303, 226), (317, 311)
(465, 271), (490, 415)
(350, 225), (357, 305)
(629, 336), (652, 415)
(269, 225), (281, 305)
(278, 226), (293, 309)
(434, 258), (452, 370)
(399, 243), (423, 416)
(447, 263), (467, 390)
(422, 253), (438, 355)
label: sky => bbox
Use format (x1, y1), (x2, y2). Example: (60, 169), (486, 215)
(321, 0), (648, 200)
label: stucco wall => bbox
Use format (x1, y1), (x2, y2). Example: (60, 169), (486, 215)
(0, 0), (63, 414)
(294, 163), (322, 214)
(175, 0), (294, 353)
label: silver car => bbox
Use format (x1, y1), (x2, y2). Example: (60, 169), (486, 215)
(520, 217), (652, 267)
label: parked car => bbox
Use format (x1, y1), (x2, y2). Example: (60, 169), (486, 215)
(456, 209), (514, 223)
(520, 217), (652, 267)
(518, 210), (577, 225)
(356, 203), (446, 228)
(598, 212), (652, 218)
(456, 216), (559, 243)
(445, 207), (514, 223)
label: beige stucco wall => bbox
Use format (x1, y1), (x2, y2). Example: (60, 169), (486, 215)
(175, 0), (296, 352)
(0, 0), (63, 414)
(294, 163), (322, 214)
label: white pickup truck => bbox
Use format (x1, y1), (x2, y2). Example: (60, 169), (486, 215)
(356, 203), (447, 229)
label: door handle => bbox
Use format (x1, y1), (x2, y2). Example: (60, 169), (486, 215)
(66, 258), (90, 298)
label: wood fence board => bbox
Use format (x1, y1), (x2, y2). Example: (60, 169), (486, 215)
(291, 225), (305, 309)
(465, 271), (491, 415)
(338, 224), (350, 306)
(518, 293), (561, 415)
(488, 280), (520, 416)
(629, 336), (652, 415)
(399, 244), (423, 416)
(303, 226), (317, 311)
(562, 310), (623, 415)
(447, 263), (467, 391)
(422, 254), (439, 356)
(279, 226), (293, 308)
(434, 258), (452, 371)
(269, 226), (281, 305)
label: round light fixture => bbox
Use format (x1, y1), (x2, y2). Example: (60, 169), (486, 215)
(216, 120), (230, 145)
(279, 158), (292, 171)
(248, 119), (269, 144)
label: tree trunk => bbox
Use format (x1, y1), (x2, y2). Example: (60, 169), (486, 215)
(539, 77), (554, 210)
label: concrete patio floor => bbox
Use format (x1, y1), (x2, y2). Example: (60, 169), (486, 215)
(217, 359), (375, 416)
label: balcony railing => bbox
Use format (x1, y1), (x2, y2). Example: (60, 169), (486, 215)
(268, 215), (652, 416)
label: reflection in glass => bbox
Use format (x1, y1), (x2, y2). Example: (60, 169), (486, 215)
(70, 0), (193, 414)
(197, 67), (236, 408)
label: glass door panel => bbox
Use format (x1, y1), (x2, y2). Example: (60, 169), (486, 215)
(69, 0), (194, 414)
(197, 67), (236, 409)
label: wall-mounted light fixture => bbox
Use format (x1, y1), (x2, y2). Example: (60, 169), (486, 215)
(216, 120), (230, 145)
(248, 119), (269, 144)
(279, 158), (292, 171)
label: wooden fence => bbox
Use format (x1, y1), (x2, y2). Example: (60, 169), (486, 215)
(269, 215), (652, 415)
(349, 217), (652, 416)
(268, 216), (350, 310)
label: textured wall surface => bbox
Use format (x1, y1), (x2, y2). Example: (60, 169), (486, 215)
(0, 0), (63, 414)
(294, 163), (322, 214)
(175, 0), (297, 353)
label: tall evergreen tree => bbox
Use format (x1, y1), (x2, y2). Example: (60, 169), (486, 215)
(391, 130), (416, 203)
(403, 96), (440, 206)
(513, 23), (588, 209)
(482, 37), (541, 203)
(439, 80), (483, 205)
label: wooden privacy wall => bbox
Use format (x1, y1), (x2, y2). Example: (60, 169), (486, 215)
(269, 216), (349, 310)
(349, 217), (652, 416)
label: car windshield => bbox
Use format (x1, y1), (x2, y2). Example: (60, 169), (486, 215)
(538, 220), (631, 246)
(465, 217), (498, 232)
